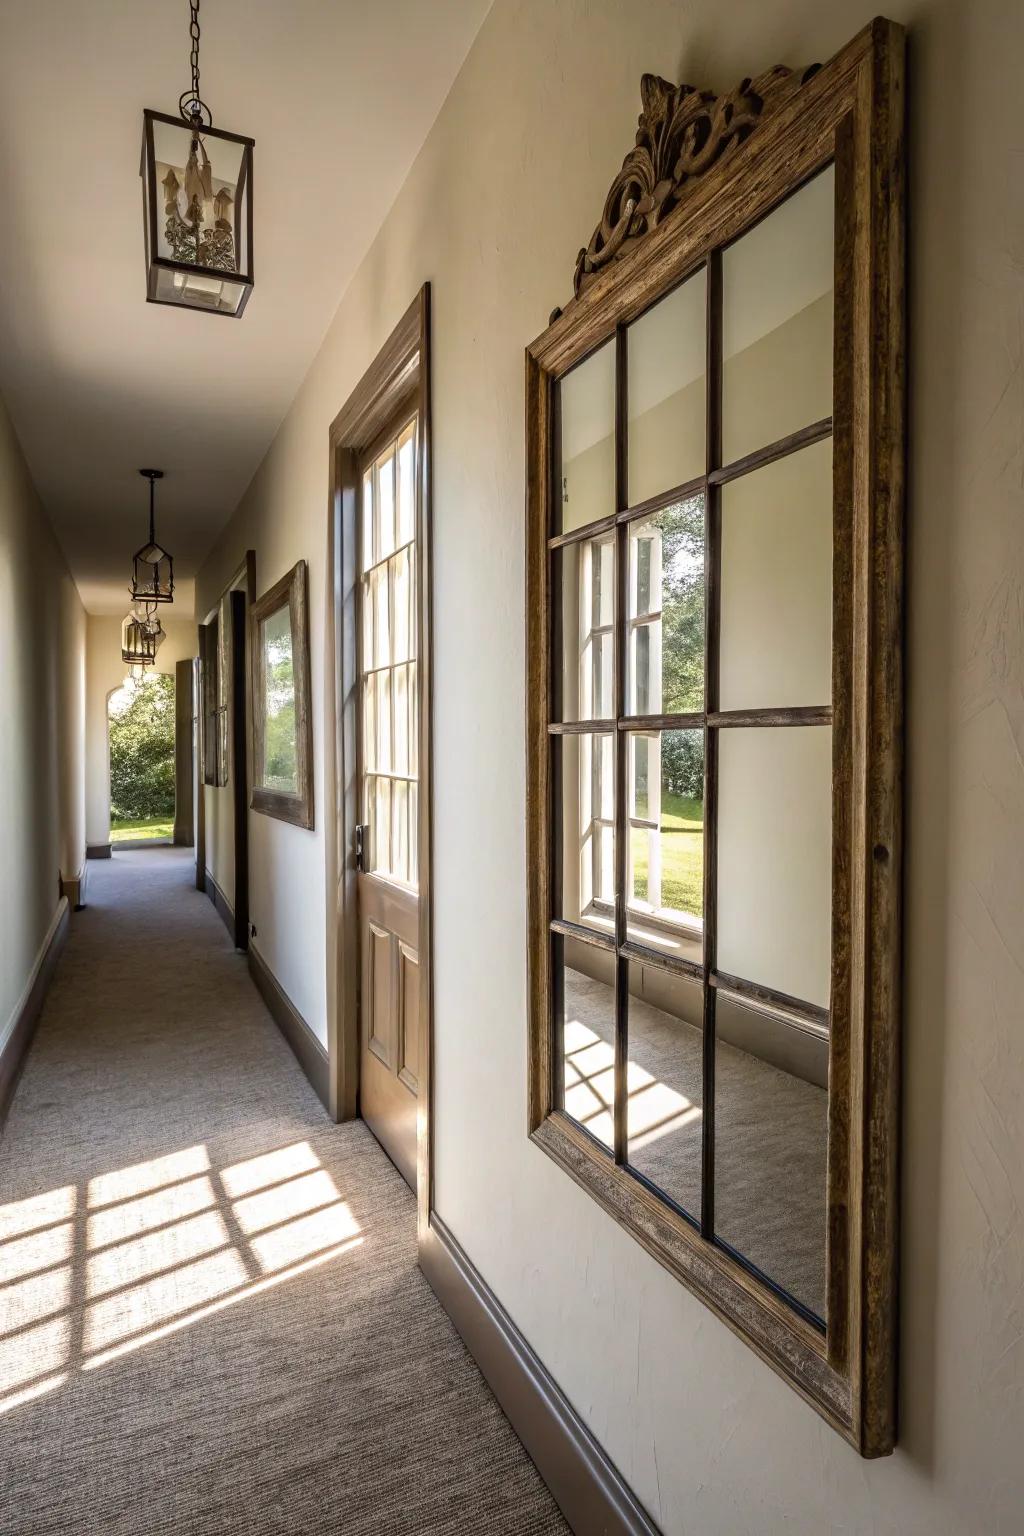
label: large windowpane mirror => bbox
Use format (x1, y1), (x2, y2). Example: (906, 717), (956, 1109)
(528, 25), (904, 1453)
(251, 560), (314, 829)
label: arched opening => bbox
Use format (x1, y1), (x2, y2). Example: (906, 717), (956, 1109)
(107, 672), (176, 846)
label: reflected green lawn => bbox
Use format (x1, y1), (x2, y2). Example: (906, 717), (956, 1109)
(632, 791), (703, 917)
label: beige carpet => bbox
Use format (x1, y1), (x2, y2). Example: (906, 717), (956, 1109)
(0, 848), (569, 1536)
(564, 968), (827, 1318)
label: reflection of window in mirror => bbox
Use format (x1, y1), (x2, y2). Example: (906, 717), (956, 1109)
(527, 21), (904, 1457)
(251, 560), (313, 829)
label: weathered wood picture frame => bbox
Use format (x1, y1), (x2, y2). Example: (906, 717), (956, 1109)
(525, 19), (904, 1454)
(250, 559), (314, 830)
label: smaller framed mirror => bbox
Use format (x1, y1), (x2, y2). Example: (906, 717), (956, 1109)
(251, 560), (314, 828)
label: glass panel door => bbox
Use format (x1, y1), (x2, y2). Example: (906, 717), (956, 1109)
(359, 417), (419, 888)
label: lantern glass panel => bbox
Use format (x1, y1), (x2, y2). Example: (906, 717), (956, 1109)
(131, 547), (173, 605)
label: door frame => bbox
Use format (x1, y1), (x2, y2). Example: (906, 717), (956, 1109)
(325, 285), (433, 1233)
(199, 550), (256, 947)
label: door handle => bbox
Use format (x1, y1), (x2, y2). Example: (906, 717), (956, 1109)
(355, 823), (367, 873)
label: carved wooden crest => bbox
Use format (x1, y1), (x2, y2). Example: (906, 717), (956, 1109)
(572, 63), (819, 301)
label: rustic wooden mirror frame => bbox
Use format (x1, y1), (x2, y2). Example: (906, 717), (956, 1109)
(250, 559), (314, 830)
(525, 19), (904, 1454)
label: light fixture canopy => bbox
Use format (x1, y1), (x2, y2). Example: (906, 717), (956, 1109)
(140, 1), (254, 316)
(130, 469), (174, 606)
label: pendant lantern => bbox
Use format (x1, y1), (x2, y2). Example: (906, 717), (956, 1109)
(121, 610), (157, 669)
(130, 469), (174, 607)
(141, 1), (254, 316)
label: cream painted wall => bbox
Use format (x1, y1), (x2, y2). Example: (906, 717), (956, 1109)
(0, 389), (85, 1047)
(196, 1), (1024, 1530)
(85, 614), (198, 846)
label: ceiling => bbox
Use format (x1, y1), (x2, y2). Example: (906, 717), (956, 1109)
(0, 0), (490, 613)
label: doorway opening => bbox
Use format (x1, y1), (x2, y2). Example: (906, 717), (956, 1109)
(108, 672), (176, 846)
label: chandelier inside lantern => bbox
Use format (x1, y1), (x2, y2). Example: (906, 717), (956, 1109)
(140, 1), (254, 316)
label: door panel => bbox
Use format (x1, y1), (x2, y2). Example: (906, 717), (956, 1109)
(366, 921), (394, 1069)
(358, 415), (420, 1189)
(397, 942), (420, 1092)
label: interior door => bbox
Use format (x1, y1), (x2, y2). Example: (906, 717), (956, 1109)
(357, 413), (420, 1188)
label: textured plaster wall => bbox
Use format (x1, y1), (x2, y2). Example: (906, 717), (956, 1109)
(197, 1), (1024, 1530)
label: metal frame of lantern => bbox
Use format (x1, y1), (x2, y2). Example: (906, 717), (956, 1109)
(130, 469), (174, 607)
(141, 109), (254, 316)
(121, 610), (157, 668)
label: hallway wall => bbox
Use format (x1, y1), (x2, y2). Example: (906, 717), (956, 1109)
(196, 1), (1024, 1531)
(84, 614), (199, 847)
(0, 388), (85, 1053)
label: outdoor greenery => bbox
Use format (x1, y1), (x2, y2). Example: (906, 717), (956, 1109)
(632, 790), (704, 918)
(263, 612), (298, 792)
(659, 493), (705, 717)
(109, 672), (176, 824)
(632, 495), (705, 915)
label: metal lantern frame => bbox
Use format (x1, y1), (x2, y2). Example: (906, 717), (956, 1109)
(121, 611), (157, 668)
(141, 109), (254, 317)
(130, 468), (174, 607)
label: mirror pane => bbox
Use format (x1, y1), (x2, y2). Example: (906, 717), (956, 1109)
(715, 1003), (827, 1319)
(626, 731), (704, 961)
(260, 606), (297, 793)
(555, 536), (615, 722)
(560, 340), (616, 534)
(558, 938), (616, 1151)
(626, 962), (703, 1222)
(626, 493), (705, 716)
(627, 269), (706, 507)
(557, 733), (615, 934)
(720, 439), (832, 710)
(717, 726), (832, 1008)
(722, 166), (834, 464)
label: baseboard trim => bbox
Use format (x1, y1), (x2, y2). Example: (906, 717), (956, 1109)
(62, 860), (89, 911)
(87, 843), (111, 860)
(419, 1217), (661, 1536)
(203, 866), (235, 941)
(248, 943), (330, 1114)
(0, 898), (70, 1130)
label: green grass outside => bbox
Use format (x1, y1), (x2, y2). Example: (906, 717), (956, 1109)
(632, 790), (703, 917)
(110, 816), (174, 843)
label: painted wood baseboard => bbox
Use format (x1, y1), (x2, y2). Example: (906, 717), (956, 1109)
(86, 843), (111, 860)
(0, 898), (70, 1129)
(419, 1216), (662, 1536)
(203, 866), (235, 942)
(248, 942), (330, 1114)
(62, 860), (88, 911)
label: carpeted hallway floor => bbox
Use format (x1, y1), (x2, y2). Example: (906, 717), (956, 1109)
(0, 848), (569, 1536)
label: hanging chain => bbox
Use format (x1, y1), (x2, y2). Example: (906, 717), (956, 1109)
(188, 1), (201, 116)
(178, 0), (211, 126)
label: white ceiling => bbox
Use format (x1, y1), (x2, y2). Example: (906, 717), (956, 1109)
(0, 0), (490, 612)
